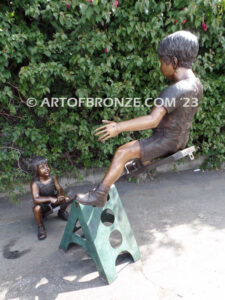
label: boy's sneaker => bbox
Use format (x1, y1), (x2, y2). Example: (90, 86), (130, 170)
(57, 210), (69, 221)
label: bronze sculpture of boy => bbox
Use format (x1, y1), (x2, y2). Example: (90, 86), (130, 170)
(75, 30), (203, 207)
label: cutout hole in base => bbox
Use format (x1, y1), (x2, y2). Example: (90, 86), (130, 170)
(109, 230), (122, 248)
(101, 209), (115, 226)
(73, 220), (86, 239)
(116, 252), (134, 266)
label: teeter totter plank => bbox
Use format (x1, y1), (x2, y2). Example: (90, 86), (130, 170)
(120, 146), (196, 180)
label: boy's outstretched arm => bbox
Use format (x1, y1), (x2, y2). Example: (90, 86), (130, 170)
(95, 106), (167, 142)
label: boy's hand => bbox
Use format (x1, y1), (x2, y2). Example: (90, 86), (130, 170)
(94, 120), (119, 142)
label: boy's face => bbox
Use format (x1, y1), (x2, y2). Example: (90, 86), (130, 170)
(37, 163), (51, 177)
(159, 58), (175, 80)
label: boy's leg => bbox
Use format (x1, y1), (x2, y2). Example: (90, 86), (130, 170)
(101, 140), (141, 187)
(33, 205), (47, 240)
(75, 140), (142, 206)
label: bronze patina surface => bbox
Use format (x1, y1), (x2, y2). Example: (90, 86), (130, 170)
(75, 31), (203, 207)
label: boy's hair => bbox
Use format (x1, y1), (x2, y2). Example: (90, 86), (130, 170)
(157, 30), (199, 68)
(31, 156), (48, 180)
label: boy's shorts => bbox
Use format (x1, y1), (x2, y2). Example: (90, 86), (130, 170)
(138, 130), (188, 163)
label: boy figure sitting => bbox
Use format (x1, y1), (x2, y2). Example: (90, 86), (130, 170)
(31, 156), (71, 240)
(75, 30), (203, 207)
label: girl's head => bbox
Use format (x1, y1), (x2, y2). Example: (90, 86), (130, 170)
(157, 30), (199, 72)
(31, 156), (50, 180)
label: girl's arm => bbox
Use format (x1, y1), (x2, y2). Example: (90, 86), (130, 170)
(53, 176), (64, 196)
(53, 176), (66, 202)
(31, 182), (57, 205)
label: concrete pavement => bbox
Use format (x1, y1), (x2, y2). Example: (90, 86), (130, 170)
(0, 169), (225, 300)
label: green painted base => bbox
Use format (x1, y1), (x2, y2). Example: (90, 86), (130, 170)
(59, 184), (141, 284)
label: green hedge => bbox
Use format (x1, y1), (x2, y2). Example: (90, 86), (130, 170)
(0, 0), (224, 194)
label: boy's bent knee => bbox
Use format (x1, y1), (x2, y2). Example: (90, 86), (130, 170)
(115, 146), (129, 159)
(115, 143), (140, 161)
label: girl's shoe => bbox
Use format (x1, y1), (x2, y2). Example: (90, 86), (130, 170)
(38, 224), (47, 240)
(57, 209), (69, 221)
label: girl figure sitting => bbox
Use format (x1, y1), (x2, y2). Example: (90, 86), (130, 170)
(30, 156), (71, 240)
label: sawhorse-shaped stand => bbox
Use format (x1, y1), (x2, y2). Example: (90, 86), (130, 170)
(60, 146), (196, 284)
(60, 184), (141, 284)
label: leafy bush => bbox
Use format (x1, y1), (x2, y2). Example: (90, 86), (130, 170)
(0, 0), (224, 194)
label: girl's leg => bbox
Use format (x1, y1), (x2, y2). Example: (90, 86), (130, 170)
(57, 196), (71, 221)
(33, 205), (43, 226)
(33, 205), (47, 240)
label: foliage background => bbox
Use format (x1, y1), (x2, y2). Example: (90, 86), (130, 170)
(0, 0), (224, 195)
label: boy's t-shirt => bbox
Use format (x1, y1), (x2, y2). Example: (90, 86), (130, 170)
(154, 77), (203, 145)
